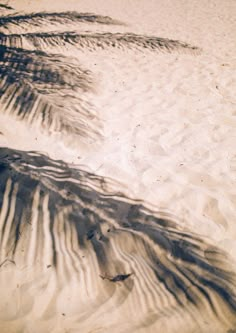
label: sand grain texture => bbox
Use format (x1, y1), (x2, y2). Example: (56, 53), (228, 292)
(0, 0), (236, 332)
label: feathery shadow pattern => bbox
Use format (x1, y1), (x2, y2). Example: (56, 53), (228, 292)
(0, 11), (123, 30)
(0, 11), (200, 143)
(0, 148), (235, 330)
(0, 45), (101, 140)
(1, 31), (200, 55)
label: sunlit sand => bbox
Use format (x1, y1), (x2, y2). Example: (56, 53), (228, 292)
(0, 1), (236, 332)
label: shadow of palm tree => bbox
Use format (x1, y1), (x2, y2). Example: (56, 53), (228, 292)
(0, 45), (101, 140)
(2, 8), (234, 331)
(0, 10), (123, 141)
(0, 9), (200, 142)
(0, 11), (122, 30)
(0, 147), (235, 328)
(1, 30), (200, 54)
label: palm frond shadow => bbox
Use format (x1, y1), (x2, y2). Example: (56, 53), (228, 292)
(0, 11), (123, 31)
(1, 31), (200, 55)
(0, 45), (101, 141)
(0, 11), (201, 141)
(0, 147), (235, 326)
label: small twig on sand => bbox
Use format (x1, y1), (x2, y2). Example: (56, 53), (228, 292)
(100, 272), (133, 282)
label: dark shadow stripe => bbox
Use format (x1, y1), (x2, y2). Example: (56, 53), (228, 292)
(0, 4), (14, 10)
(0, 11), (123, 29)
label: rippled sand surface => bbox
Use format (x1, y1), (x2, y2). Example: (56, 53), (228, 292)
(0, 1), (236, 332)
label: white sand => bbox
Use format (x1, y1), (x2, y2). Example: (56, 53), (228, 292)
(0, 0), (236, 332)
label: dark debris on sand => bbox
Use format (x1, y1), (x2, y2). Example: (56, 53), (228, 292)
(100, 273), (133, 282)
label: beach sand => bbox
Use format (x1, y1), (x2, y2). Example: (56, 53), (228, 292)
(0, 0), (236, 332)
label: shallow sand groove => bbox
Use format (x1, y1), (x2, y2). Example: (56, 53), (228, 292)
(0, 148), (236, 333)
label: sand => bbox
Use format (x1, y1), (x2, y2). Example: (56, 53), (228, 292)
(0, 0), (236, 332)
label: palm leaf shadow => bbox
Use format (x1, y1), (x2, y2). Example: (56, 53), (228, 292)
(0, 147), (235, 327)
(0, 45), (101, 141)
(0, 11), (124, 141)
(0, 11), (200, 141)
(1, 31), (200, 55)
(0, 11), (123, 31)
(0, 11), (199, 55)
